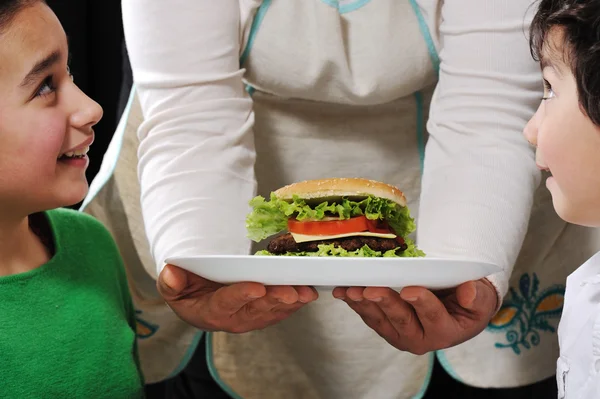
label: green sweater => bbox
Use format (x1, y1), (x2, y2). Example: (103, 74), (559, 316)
(0, 209), (143, 398)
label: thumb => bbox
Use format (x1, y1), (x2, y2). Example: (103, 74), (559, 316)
(457, 279), (497, 315)
(456, 281), (478, 310)
(157, 264), (189, 298)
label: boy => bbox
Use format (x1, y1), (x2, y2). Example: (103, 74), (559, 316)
(526, 1), (600, 398)
(0, 0), (143, 397)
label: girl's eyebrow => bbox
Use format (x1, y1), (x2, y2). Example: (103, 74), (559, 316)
(540, 52), (566, 79)
(19, 50), (61, 88)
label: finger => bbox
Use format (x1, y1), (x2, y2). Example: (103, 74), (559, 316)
(345, 286), (366, 302)
(240, 296), (282, 319)
(457, 279), (498, 315)
(157, 264), (187, 298)
(343, 297), (399, 339)
(400, 287), (454, 333)
(210, 282), (267, 315)
(362, 287), (393, 302)
(239, 285), (312, 321)
(455, 281), (477, 309)
(157, 264), (218, 300)
(294, 286), (319, 303)
(364, 287), (422, 338)
(266, 286), (300, 305)
(244, 286), (299, 316)
(332, 287), (348, 299)
(430, 287), (457, 299)
(254, 301), (308, 327)
(229, 300), (308, 334)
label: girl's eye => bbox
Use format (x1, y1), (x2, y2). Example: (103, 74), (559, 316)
(542, 79), (555, 100)
(35, 75), (56, 98)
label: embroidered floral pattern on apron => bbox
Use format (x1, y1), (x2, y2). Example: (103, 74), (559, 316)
(135, 310), (159, 339)
(488, 273), (565, 355)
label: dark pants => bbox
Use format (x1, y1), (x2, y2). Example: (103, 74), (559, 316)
(145, 335), (557, 399)
(145, 335), (229, 399)
(423, 358), (557, 399)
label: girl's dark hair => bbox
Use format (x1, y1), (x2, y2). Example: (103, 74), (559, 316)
(0, 0), (41, 34)
(530, 0), (600, 125)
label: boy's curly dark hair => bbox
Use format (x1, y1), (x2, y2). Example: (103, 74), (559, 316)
(0, 0), (42, 34)
(530, 0), (600, 125)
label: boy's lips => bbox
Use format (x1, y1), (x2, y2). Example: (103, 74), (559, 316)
(536, 164), (551, 172)
(534, 150), (550, 173)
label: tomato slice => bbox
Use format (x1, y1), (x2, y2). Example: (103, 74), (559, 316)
(365, 218), (393, 234)
(287, 215), (395, 236)
(288, 216), (368, 235)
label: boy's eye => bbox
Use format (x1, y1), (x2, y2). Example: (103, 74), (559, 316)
(35, 75), (56, 98)
(542, 79), (555, 100)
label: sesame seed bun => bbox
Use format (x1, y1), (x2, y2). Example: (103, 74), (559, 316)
(274, 178), (407, 207)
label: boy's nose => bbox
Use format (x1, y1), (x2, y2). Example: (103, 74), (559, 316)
(523, 119), (537, 147)
(523, 104), (541, 147)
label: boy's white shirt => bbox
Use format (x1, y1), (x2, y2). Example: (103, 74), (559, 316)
(557, 251), (600, 399)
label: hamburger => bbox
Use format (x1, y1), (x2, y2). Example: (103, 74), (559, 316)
(246, 178), (424, 257)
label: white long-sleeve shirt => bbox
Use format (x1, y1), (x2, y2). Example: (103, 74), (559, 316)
(119, 0), (594, 395)
(123, 0), (541, 298)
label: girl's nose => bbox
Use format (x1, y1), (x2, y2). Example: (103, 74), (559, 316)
(69, 85), (103, 130)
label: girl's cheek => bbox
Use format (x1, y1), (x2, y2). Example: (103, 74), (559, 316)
(26, 113), (67, 163)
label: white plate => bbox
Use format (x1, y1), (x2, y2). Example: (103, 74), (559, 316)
(166, 255), (501, 290)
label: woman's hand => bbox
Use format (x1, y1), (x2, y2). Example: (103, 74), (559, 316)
(332, 279), (498, 355)
(158, 264), (318, 333)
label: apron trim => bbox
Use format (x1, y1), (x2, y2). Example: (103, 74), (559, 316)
(321, 0), (373, 14)
(240, 0), (273, 67)
(206, 332), (243, 399)
(414, 91), (425, 173)
(80, 86), (136, 212)
(338, 0), (372, 14)
(206, 329), (436, 399)
(435, 351), (464, 383)
(411, 352), (436, 399)
(408, 0), (440, 75)
(166, 331), (205, 379)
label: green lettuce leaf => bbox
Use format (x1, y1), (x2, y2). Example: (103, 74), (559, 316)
(246, 194), (289, 242)
(254, 240), (424, 257)
(246, 194), (417, 242)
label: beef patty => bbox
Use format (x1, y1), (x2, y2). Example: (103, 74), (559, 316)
(267, 233), (407, 254)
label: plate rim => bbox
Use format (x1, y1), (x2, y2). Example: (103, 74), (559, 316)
(166, 254), (500, 269)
